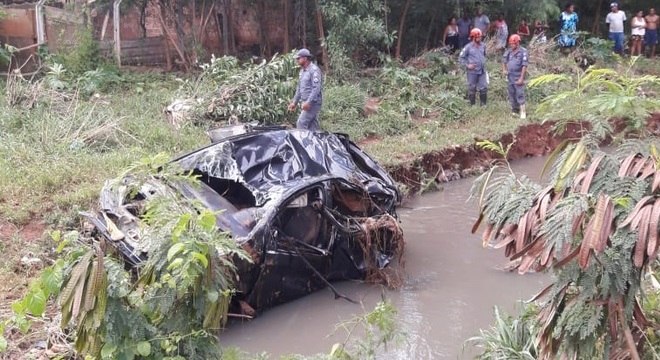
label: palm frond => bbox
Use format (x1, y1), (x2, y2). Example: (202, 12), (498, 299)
(529, 74), (572, 88)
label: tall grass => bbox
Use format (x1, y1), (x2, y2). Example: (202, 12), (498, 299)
(0, 74), (207, 225)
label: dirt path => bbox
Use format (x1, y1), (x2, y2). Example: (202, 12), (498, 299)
(0, 219), (46, 243)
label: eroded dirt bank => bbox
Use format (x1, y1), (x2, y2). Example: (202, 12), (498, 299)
(386, 114), (660, 193)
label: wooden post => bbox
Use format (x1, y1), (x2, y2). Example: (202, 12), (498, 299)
(191, 0), (197, 46)
(35, 0), (46, 45)
(301, 0), (307, 48)
(221, 1), (230, 55)
(226, 0), (236, 53)
(164, 36), (172, 71)
(113, 0), (123, 67)
(199, 3), (215, 45)
(158, 4), (187, 69)
(100, 10), (110, 41)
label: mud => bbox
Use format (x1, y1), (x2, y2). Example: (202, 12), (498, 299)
(0, 219), (46, 242)
(387, 114), (660, 193)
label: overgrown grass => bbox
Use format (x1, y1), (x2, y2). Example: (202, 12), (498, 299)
(362, 101), (526, 165)
(0, 73), (207, 225)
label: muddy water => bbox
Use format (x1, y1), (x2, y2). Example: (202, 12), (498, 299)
(220, 157), (550, 359)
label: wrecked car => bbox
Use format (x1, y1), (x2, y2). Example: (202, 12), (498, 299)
(83, 127), (404, 314)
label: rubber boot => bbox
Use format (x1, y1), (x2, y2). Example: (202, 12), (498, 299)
(468, 93), (476, 105)
(479, 91), (487, 106)
(519, 104), (526, 120)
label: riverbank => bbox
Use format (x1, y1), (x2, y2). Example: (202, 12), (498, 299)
(382, 113), (660, 194)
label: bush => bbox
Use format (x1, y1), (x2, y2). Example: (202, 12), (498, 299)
(362, 108), (413, 137)
(322, 84), (367, 136)
(51, 29), (103, 76)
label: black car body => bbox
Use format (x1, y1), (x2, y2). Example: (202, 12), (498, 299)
(84, 127), (403, 313)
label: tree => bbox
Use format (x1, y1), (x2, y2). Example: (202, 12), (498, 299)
(395, 0), (412, 59)
(472, 63), (660, 358)
(318, 0), (390, 78)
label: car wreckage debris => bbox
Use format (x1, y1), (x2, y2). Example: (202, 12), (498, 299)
(83, 127), (405, 316)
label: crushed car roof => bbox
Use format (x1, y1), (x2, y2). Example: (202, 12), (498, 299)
(174, 128), (400, 208)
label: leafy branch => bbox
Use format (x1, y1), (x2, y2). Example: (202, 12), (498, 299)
(4, 155), (250, 359)
(473, 61), (660, 358)
(529, 59), (660, 138)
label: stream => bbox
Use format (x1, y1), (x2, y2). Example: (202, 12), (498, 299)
(220, 156), (550, 359)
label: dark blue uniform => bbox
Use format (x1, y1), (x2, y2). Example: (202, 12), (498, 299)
(292, 63), (323, 131)
(502, 47), (529, 112)
(459, 41), (488, 105)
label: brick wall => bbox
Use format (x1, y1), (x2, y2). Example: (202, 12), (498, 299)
(1, 0), (290, 70)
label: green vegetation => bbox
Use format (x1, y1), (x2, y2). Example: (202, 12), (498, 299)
(466, 306), (539, 360)
(471, 63), (660, 358)
(0, 69), (205, 225)
(49, 163), (248, 359)
(2, 0), (660, 356)
(182, 54), (299, 125)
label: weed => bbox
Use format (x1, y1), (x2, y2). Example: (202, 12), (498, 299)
(466, 306), (539, 360)
(0, 74), (207, 227)
(178, 53), (299, 125)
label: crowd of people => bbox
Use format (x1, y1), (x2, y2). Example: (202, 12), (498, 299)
(442, 3), (659, 58)
(447, 2), (658, 120)
(288, 3), (658, 131)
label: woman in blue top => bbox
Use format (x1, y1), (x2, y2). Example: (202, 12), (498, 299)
(559, 3), (579, 48)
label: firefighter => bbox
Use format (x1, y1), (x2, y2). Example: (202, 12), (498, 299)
(459, 28), (488, 106)
(502, 34), (529, 119)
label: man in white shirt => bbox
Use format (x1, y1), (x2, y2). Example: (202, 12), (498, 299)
(606, 2), (627, 55)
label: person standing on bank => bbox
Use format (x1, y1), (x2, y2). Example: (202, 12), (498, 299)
(459, 28), (488, 106)
(645, 8), (658, 58)
(473, 7), (490, 35)
(558, 3), (579, 51)
(606, 2), (627, 55)
(631, 10), (646, 56)
(502, 34), (529, 119)
(443, 17), (461, 53)
(457, 12), (472, 49)
(518, 19), (531, 42)
(492, 14), (509, 51)
(288, 48), (323, 131)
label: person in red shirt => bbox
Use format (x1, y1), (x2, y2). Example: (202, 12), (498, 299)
(518, 20), (531, 41)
